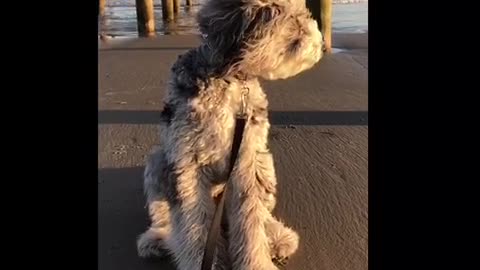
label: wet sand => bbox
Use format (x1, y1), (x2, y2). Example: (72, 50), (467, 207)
(98, 32), (368, 270)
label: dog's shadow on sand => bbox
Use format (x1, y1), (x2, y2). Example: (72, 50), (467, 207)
(98, 167), (176, 270)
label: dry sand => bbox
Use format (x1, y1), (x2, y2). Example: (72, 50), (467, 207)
(98, 33), (368, 270)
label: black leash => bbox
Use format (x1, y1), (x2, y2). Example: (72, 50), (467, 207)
(201, 116), (247, 270)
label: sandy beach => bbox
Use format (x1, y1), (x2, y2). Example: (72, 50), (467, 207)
(98, 32), (368, 270)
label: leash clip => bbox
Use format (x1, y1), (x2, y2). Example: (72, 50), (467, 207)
(238, 82), (249, 119)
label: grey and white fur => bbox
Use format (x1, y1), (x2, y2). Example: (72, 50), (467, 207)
(137, 0), (324, 269)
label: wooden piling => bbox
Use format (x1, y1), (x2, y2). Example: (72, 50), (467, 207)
(174, 0), (181, 14)
(99, 0), (106, 16)
(186, 0), (192, 7)
(135, 0), (156, 36)
(306, 0), (333, 53)
(320, 0), (332, 53)
(161, 0), (175, 22)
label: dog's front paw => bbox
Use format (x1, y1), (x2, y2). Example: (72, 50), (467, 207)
(136, 229), (169, 258)
(267, 222), (299, 260)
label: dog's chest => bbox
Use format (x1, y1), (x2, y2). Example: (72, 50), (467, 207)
(192, 84), (240, 179)
(193, 80), (268, 184)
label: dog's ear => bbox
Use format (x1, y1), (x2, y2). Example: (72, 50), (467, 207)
(197, 0), (282, 75)
(197, 0), (250, 71)
(235, 2), (285, 74)
(243, 3), (282, 39)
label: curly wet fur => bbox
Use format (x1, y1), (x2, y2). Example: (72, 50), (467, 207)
(137, 0), (323, 269)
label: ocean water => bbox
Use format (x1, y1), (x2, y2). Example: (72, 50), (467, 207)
(99, 1), (367, 37)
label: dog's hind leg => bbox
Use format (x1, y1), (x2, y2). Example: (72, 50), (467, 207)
(137, 200), (171, 258)
(137, 147), (172, 258)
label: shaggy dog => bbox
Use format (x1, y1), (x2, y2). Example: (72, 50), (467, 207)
(137, 0), (324, 269)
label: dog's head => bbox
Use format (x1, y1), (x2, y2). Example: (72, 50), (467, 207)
(198, 0), (324, 80)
